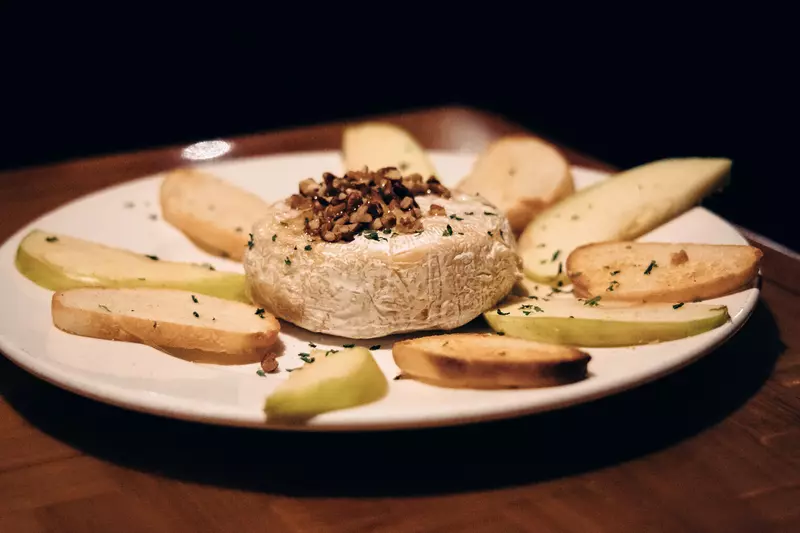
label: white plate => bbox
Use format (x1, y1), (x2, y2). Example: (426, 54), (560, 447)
(0, 151), (759, 431)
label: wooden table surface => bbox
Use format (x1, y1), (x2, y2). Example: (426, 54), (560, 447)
(1, 107), (799, 533)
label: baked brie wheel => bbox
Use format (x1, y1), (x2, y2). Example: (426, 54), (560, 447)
(243, 168), (522, 339)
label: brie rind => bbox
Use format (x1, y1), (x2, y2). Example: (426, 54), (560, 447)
(243, 193), (522, 339)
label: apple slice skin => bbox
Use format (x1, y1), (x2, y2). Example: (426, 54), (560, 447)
(15, 231), (249, 303)
(484, 304), (730, 347)
(264, 347), (389, 422)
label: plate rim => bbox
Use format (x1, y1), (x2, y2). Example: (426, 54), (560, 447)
(0, 150), (760, 431)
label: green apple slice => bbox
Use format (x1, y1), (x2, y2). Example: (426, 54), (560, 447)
(264, 347), (388, 422)
(518, 158), (732, 286)
(15, 229), (248, 303)
(484, 297), (730, 347)
(342, 122), (438, 177)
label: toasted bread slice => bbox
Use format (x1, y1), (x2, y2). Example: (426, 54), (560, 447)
(567, 242), (762, 302)
(519, 158), (732, 285)
(392, 333), (590, 389)
(456, 136), (575, 234)
(160, 169), (271, 261)
(342, 122), (438, 177)
(52, 288), (280, 362)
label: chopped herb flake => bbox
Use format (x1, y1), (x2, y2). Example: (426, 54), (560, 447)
(533, 306), (544, 313)
(272, 234), (277, 242)
(300, 244), (310, 252)
(308, 342), (317, 348)
(369, 345), (381, 350)
(523, 311), (532, 316)
(569, 315), (575, 318)
(247, 234), (255, 249)
(557, 280), (563, 287)
(298, 353), (315, 364)
(364, 230), (386, 241)
(145, 255), (159, 261)
(644, 260), (658, 275)
(284, 257), (291, 265)
(98, 305), (111, 313)
(497, 331), (505, 336)
(497, 309), (510, 316)
(528, 295), (538, 300)
(519, 304), (534, 309)
(607, 280), (620, 292)
(45, 236), (58, 242)
(442, 224), (453, 236)
(484, 211), (497, 216)
(326, 349), (339, 355)
(673, 303), (685, 309)
(557, 262), (563, 275)
(193, 311), (200, 318)
(343, 343), (355, 348)
(552, 250), (561, 262)
(393, 374), (403, 380)
(584, 296), (602, 307)
(256, 369), (266, 377)
(280, 221), (289, 227)
(611, 270), (621, 276)
(286, 368), (298, 373)
(191, 295), (198, 303)
(255, 308), (266, 318)
(487, 231), (494, 237)
(464, 211), (474, 215)
(382, 228), (393, 234)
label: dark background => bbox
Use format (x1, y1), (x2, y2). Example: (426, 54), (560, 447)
(2, 9), (795, 250)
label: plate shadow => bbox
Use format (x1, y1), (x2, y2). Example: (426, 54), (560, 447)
(0, 298), (785, 497)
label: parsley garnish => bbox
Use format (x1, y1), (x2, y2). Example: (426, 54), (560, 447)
(442, 224), (453, 236)
(449, 214), (464, 221)
(607, 280), (620, 292)
(497, 309), (510, 316)
(611, 270), (621, 276)
(523, 311), (532, 316)
(644, 260), (658, 275)
(584, 296), (602, 307)
(369, 345), (381, 350)
(557, 280), (563, 287)
(673, 303), (685, 309)
(464, 211), (474, 215)
(528, 295), (539, 300)
(308, 342), (317, 348)
(487, 231), (493, 237)
(272, 234), (277, 242)
(193, 311), (200, 318)
(552, 250), (561, 262)
(286, 368), (298, 373)
(496, 331), (505, 336)
(393, 374), (404, 380)
(256, 369), (266, 377)
(519, 304), (534, 310)
(45, 236), (58, 242)
(304, 244), (312, 251)
(326, 349), (339, 356)
(280, 221), (289, 227)
(363, 230), (386, 241)
(484, 211), (497, 216)
(98, 305), (111, 313)
(255, 308), (265, 318)
(284, 257), (291, 265)
(382, 228), (393, 235)
(533, 306), (544, 313)
(343, 343), (355, 348)
(247, 234), (255, 249)
(191, 295), (198, 303)
(145, 255), (159, 261)
(557, 262), (563, 275)
(299, 353), (315, 364)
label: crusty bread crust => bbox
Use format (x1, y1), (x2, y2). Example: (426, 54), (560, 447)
(456, 135), (575, 234)
(392, 333), (589, 389)
(52, 288), (280, 360)
(160, 169), (271, 261)
(567, 242), (763, 303)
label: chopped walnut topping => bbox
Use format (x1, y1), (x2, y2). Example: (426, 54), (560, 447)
(288, 167), (450, 242)
(429, 204), (446, 216)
